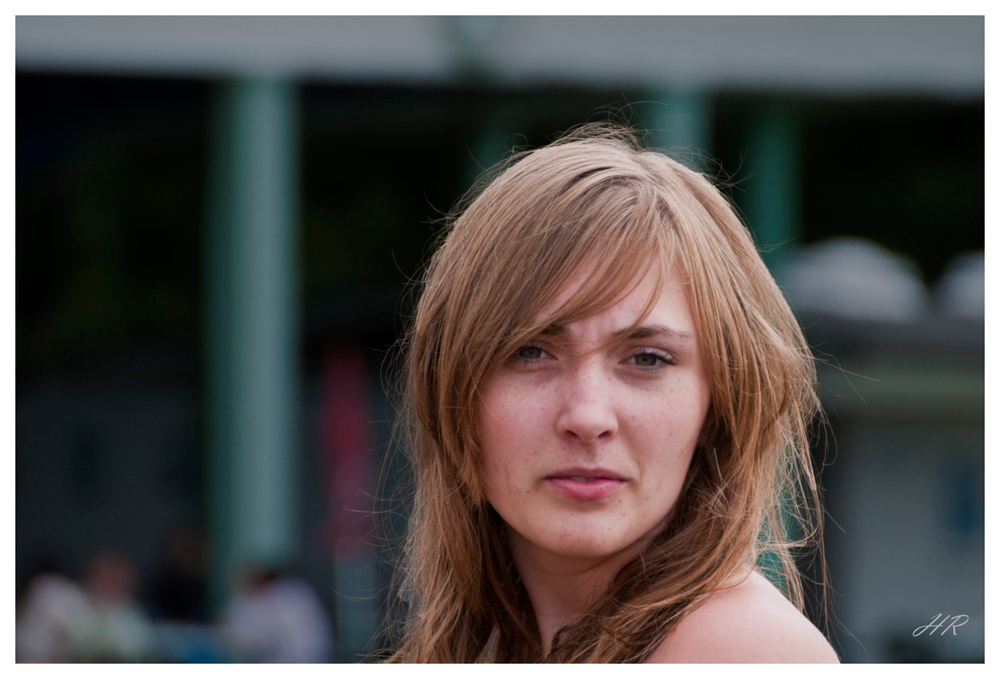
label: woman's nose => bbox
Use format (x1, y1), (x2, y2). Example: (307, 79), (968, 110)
(554, 363), (618, 443)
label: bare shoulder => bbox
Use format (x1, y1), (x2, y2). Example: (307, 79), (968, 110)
(647, 570), (839, 663)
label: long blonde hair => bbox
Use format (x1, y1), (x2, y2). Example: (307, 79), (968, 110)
(383, 123), (824, 662)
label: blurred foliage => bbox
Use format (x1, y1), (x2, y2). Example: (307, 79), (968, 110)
(17, 75), (207, 380)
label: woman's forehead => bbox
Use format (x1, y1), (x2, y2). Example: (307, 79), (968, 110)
(529, 258), (692, 333)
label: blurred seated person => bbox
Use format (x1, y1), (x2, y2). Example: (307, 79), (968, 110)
(221, 565), (334, 663)
(78, 549), (154, 662)
(16, 557), (91, 662)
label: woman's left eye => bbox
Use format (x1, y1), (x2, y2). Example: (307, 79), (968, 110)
(627, 350), (672, 368)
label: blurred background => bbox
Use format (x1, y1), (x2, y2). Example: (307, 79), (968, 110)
(16, 16), (983, 663)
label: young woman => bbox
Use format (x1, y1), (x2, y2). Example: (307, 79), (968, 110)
(384, 124), (838, 662)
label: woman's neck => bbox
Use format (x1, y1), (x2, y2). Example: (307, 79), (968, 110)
(509, 533), (642, 657)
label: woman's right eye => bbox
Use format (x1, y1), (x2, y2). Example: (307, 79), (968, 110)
(515, 345), (545, 360)
(510, 343), (551, 366)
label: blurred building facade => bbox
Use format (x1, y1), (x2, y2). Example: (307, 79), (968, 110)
(16, 16), (983, 662)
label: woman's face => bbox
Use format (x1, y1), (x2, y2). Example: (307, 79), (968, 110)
(478, 264), (711, 567)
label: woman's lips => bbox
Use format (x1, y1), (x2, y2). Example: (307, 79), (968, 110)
(545, 468), (626, 500)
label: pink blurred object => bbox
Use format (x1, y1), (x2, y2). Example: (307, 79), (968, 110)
(319, 343), (375, 558)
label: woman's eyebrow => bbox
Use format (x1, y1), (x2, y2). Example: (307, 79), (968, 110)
(535, 323), (570, 338)
(614, 324), (694, 342)
(535, 322), (693, 342)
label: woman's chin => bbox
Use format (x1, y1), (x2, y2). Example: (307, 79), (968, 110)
(515, 531), (649, 565)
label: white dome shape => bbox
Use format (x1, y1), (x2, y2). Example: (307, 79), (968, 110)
(779, 237), (928, 321)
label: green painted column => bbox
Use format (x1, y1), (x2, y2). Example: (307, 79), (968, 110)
(645, 90), (713, 171)
(204, 77), (300, 609)
(741, 104), (803, 274)
(740, 104), (804, 589)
